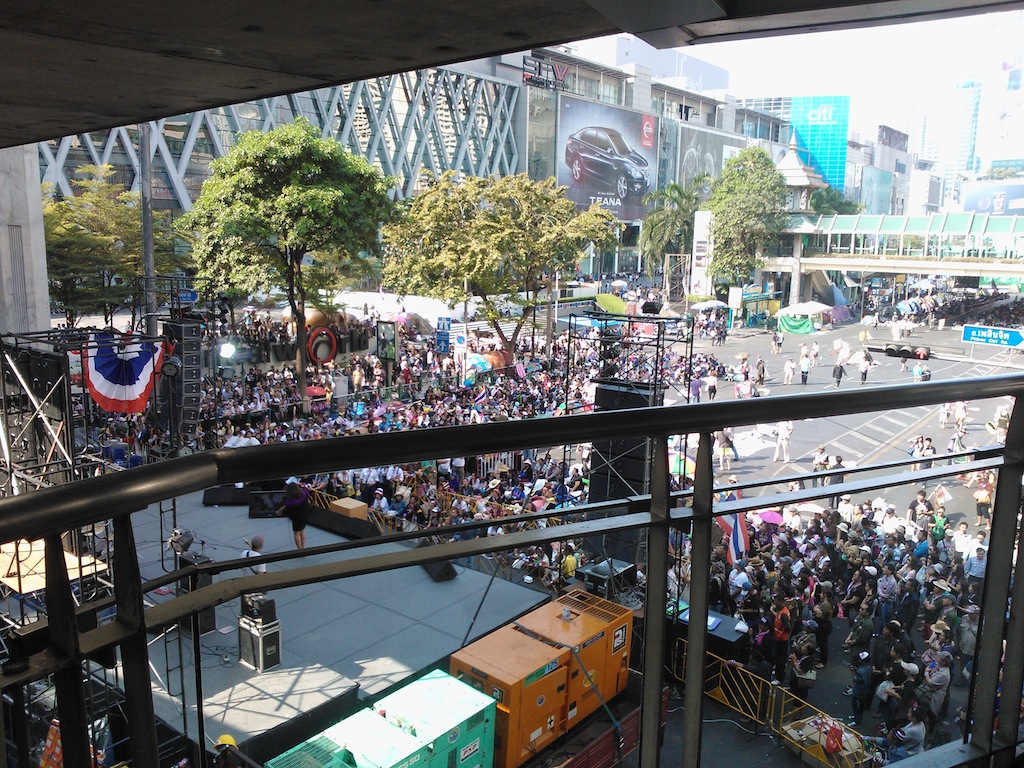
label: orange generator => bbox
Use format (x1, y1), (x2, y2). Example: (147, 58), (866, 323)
(514, 590), (633, 727)
(451, 590), (635, 768)
(450, 625), (570, 768)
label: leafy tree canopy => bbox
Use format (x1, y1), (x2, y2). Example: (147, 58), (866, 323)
(639, 175), (708, 300)
(381, 172), (616, 352)
(43, 165), (179, 327)
(811, 186), (863, 215)
(177, 119), (397, 398)
(705, 146), (788, 287)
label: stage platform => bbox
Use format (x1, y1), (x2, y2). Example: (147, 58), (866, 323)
(133, 489), (548, 758)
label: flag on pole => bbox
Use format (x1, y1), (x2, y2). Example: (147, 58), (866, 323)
(716, 513), (750, 565)
(474, 388), (487, 406)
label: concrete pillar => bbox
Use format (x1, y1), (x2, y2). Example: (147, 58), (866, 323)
(0, 146), (49, 333)
(789, 234), (803, 305)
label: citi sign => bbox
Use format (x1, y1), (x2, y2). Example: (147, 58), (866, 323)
(805, 104), (838, 126)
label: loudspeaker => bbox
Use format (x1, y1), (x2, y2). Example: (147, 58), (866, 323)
(416, 540), (458, 582)
(241, 593), (277, 625)
(177, 552), (216, 634)
(164, 321), (202, 441)
(588, 381), (662, 504)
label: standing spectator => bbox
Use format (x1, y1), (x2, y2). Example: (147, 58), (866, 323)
(812, 445), (829, 487)
(799, 354), (811, 385)
(770, 592), (793, 680)
(877, 564), (898, 627)
(773, 420), (794, 463)
(848, 651), (873, 726)
(783, 357), (796, 385)
(706, 370), (719, 401)
(832, 362), (846, 389)
(755, 355), (767, 386)
(277, 477), (311, 550)
(859, 357), (871, 384)
(241, 535), (267, 574)
(964, 546), (988, 588)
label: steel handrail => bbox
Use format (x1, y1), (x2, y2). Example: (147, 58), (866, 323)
(1, 374), (1021, 546)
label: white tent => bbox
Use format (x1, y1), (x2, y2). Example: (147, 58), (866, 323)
(775, 301), (832, 317)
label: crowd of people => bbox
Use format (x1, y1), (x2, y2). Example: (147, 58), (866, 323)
(666, 483), (994, 756)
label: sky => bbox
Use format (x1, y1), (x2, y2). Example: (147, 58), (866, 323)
(575, 9), (1024, 143)
(690, 10), (1023, 137)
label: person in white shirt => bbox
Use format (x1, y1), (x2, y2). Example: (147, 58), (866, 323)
(241, 536), (267, 574)
(370, 488), (392, 515)
(783, 357), (796, 385)
(953, 522), (974, 559)
(773, 420), (794, 463)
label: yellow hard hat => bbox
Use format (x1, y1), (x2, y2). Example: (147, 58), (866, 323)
(215, 734), (237, 749)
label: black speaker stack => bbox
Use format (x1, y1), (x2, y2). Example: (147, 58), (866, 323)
(163, 321), (202, 443)
(176, 551), (217, 635)
(587, 380), (663, 503)
(585, 380), (664, 564)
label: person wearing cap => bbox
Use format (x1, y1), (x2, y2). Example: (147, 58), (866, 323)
(848, 650), (874, 725)
(920, 650), (953, 727)
(956, 605), (980, 685)
(240, 535), (266, 575)
(770, 592), (793, 679)
(837, 494), (855, 524)
(370, 486), (392, 516)
(773, 420), (794, 463)
(811, 445), (829, 487)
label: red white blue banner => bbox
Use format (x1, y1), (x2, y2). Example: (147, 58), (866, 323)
(83, 333), (164, 413)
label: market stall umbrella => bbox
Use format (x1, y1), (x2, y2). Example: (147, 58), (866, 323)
(796, 502), (826, 514)
(610, 279), (629, 287)
(757, 509), (784, 525)
(390, 312), (409, 324)
(668, 452), (696, 476)
(690, 299), (727, 311)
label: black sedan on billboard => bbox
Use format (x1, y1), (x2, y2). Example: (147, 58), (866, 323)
(564, 127), (650, 199)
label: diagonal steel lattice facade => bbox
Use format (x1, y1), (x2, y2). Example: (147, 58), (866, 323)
(38, 67), (521, 208)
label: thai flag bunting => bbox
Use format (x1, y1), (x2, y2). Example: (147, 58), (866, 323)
(716, 513), (750, 565)
(82, 332), (164, 414)
(474, 388), (487, 406)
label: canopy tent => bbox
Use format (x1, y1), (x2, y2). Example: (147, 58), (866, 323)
(775, 301), (833, 335)
(690, 299), (728, 311)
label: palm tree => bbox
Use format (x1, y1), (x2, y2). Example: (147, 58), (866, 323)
(639, 175), (709, 305)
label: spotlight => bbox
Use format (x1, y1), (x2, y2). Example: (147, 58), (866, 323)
(167, 529), (194, 554)
(161, 355), (182, 378)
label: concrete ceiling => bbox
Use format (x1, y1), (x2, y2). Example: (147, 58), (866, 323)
(3, 0), (1022, 149)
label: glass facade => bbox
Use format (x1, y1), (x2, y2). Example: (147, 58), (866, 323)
(789, 95), (850, 191)
(39, 68), (521, 211)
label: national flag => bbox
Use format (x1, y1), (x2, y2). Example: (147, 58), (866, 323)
(716, 513), (750, 565)
(82, 332), (164, 413)
(930, 484), (952, 506)
(474, 388), (487, 406)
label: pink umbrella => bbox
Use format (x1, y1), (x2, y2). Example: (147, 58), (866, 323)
(758, 509), (784, 525)
(391, 312), (409, 324)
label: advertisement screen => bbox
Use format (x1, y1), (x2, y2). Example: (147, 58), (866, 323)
(962, 180), (1024, 216)
(677, 125), (747, 190)
(790, 96), (850, 192)
(557, 94), (659, 220)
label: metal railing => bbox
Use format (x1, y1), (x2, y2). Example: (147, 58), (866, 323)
(0, 374), (1023, 768)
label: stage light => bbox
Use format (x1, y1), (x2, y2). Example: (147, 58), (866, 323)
(161, 355), (182, 378)
(167, 529), (194, 554)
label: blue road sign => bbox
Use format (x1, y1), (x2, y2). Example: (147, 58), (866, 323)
(437, 317), (452, 332)
(435, 332), (450, 354)
(178, 289), (199, 303)
(961, 324), (1024, 348)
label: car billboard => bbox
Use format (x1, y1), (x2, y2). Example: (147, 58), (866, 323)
(557, 94), (658, 220)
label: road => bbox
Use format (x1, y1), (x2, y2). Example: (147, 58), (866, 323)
(665, 319), (1018, 533)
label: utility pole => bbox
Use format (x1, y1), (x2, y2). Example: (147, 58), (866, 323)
(140, 122), (157, 338)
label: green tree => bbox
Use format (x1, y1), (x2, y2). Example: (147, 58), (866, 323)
(705, 147), (788, 287)
(381, 172), (616, 354)
(43, 165), (179, 327)
(178, 119), (397, 402)
(639, 175), (709, 300)
(810, 187), (863, 215)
